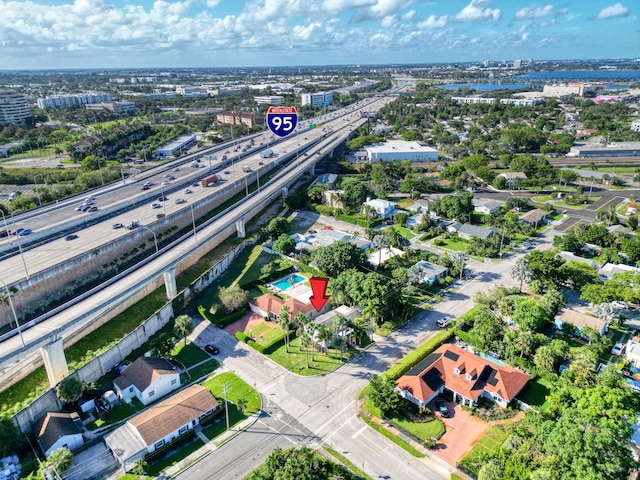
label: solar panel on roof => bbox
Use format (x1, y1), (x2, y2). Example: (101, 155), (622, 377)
(486, 369), (499, 387)
(443, 350), (460, 361)
(422, 369), (444, 391)
(406, 353), (441, 376)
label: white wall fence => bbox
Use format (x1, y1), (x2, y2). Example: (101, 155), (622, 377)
(12, 237), (257, 434)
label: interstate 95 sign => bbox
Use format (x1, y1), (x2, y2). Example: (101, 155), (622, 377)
(266, 106), (298, 138)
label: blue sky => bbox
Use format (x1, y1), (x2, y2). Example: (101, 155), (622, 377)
(0, 0), (637, 69)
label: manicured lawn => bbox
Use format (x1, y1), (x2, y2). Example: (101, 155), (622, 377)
(462, 425), (508, 463)
(186, 359), (220, 382)
(556, 197), (601, 209)
(201, 372), (261, 440)
(436, 238), (468, 252)
(360, 415), (424, 457)
(86, 402), (137, 430)
(146, 437), (205, 477)
(246, 322), (271, 338)
(267, 337), (352, 376)
(256, 325), (285, 345)
(389, 412), (444, 441)
(393, 226), (416, 239)
(172, 342), (210, 368)
(516, 376), (551, 410)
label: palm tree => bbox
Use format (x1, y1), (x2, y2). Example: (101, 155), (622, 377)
(174, 315), (194, 346)
(333, 336), (346, 361)
(236, 397), (248, 414)
(317, 325), (333, 354)
(372, 234), (390, 269)
(511, 258), (533, 293)
(450, 252), (466, 280)
(278, 305), (291, 353)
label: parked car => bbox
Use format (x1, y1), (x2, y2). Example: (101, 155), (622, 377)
(151, 203), (161, 209)
(17, 228), (31, 236)
(112, 223), (124, 229)
(612, 342), (624, 355)
(116, 360), (131, 374)
(435, 397), (449, 417)
(204, 344), (219, 355)
(65, 234), (78, 241)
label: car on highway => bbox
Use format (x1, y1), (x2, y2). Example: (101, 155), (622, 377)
(204, 344), (219, 355)
(161, 181), (169, 186)
(224, 171), (230, 175)
(141, 185), (150, 190)
(112, 223), (124, 229)
(435, 397), (449, 417)
(173, 167), (180, 171)
(156, 213), (165, 219)
(10, 228), (24, 235)
(18, 228), (32, 236)
(158, 195), (168, 201)
(175, 198), (186, 204)
(151, 203), (161, 209)
(87, 206), (98, 212)
(65, 234), (78, 241)
(75, 205), (85, 211)
(143, 181), (153, 186)
(163, 173), (172, 178)
(183, 189), (193, 194)
(192, 182), (199, 187)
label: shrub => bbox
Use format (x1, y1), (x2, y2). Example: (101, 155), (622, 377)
(384, 330), (453, 380)
(434, 239), (444, 246)
(235, 331), (249, 343)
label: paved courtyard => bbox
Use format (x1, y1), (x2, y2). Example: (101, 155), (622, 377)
(429, 399), (489, 466)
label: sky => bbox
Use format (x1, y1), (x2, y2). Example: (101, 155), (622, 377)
(0, 0), (637, 69)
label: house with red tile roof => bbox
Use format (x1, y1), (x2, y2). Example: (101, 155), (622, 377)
(395, 344), (530, 408)
(249, 293), (330, 320)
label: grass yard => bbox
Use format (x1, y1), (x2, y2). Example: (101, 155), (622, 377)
(437, 238), (469, 252)
(390, 412), (444, 441)
(267, 337), (352, 376)
(201, 372), (261, 440)
(360, 415), (424, 458)
(462, 426), (509, 463)
(171, 342), (210, 369)
(146, 437), (205, 477)
(516, 376), (551, 410)
(393, 226), (416, 239)
(185, 359), (220, 382)
(86, 402), (137, 430)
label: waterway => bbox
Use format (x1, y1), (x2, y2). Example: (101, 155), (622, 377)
(439, 69), (640, 91)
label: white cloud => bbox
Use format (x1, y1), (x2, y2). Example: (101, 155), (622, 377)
(454, 0), (500, 23)
(515, 4), (554, 20)
(402, 9), (415, 21)
(596, 3), (629, 20)
(417, 14), (448, 29)
(351, 0), (414, 22)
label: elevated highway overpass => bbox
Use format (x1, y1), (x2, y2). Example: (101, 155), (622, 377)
(0, 94), (396, 390)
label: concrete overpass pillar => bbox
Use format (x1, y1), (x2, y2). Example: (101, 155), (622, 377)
(235, 219), (246, 238)
(281, 186), (288, 199)
(309, 164), (315, 176)
(40, 338), (69, 388)
(163, 267), (178, 299)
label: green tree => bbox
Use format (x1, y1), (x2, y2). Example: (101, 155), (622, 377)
(218, 284), (249, 312)
(311, 241), (368, 278)
(174, 314), (194, 346)
(511, 258), (532, 292)
(131, 458), (148, 476)
(266, 217), (290, 239)
(56, 376), (83, 404)
(478, 459), (502, 480)
(512, 297), (550, 332)
(272, 233), (296, 255)
(560, 261), (599, 290)
(368, 375), (402, 416)
(278, 305), (291, 353)
(247, 446), (356, 480)
(46, 447), (73, 474)
(152, 332), (175, 358)
(0, 417), (24, 457)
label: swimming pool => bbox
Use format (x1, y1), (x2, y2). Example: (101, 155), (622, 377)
(475, 352), (507, 367)
(272, 274), (306, 291)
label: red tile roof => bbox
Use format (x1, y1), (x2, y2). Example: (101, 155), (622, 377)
(396, 345), (530, 404)
(252, 293), (314, 317)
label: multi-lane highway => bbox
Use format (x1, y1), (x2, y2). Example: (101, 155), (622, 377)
(0, 93), (397, 386)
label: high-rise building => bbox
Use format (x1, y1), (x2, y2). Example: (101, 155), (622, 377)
(254, 95), (285, 105)
(513, 59), (522, 69)
(0, 90), (31, 127)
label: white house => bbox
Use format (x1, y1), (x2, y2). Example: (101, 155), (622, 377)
(113, 357), (180, 406)
(368, 247), (405, 267)
(597, 262), (640, 281)
(363, 198), (397, 220)
(34, 412), (84, 458)
(105, 385), (218, 472)
(626, 336), (640, 368)
(413, 261), (449, 285)
(457, 224), (499, 241)
(498, 172), (528, 187)
(472, 198), (501, 215)
(557, 251), (597, 268)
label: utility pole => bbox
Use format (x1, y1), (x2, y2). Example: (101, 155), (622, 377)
(223, 381), (230, 431)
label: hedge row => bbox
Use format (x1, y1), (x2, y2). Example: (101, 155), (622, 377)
(383, 329), (454, 380)
(236, 328), (291, 354)
(198, 305), (248, 327)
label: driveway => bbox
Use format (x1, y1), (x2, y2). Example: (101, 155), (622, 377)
(430, 398), (489, 466)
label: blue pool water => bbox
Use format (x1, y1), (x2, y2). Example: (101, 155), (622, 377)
(475, 352), (507, 367)
(272, 274), (306, 291)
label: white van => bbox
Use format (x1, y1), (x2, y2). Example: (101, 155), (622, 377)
(242, 165), (251, 172)
(437, 317), (452, 328)
(8, 192), (17, 201)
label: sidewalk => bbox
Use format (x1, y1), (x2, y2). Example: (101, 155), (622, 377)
(157, 410), (262, 479)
